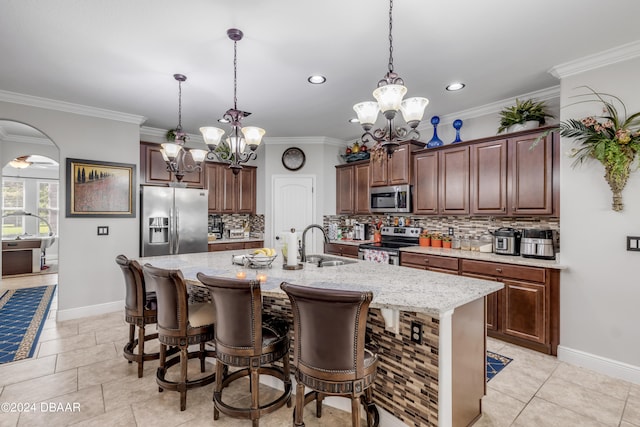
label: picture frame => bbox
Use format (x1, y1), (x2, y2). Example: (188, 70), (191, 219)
(65, 158), (136, 218)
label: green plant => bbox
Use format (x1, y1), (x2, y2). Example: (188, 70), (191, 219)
(442, 235), (452, 242)
(560, 86), (640, 211)
(497, 98), (554, 134)
(419, 230), (430, 238)
(431, 233), (442, 240)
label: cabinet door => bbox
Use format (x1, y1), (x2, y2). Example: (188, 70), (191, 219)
(502, 279), (546, 344)
(388, 144), (410, 185)
(369, 156), (388, 187)
(220, 166), (238, 213)
(508, 132), (553, 215)
(140, 143), (204, 187)
(205, 163), (223, 213)
(461, 271), (500, 332)
(471, 139), (508, 215)
(413, 151), (439, 214)
(354, 162), (371, 214)
(237, 166), (256, 214)
(336, 165), (355, 214)
(439, 146), (469, 215)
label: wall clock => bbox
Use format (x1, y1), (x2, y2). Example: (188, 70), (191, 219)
(282, 147), (306, 171)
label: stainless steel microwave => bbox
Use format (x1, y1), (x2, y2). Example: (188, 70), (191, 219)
(369, 185), (412, 213)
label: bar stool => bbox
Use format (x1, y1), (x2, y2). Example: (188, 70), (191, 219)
(197, 273), (292, 427)
(280, 282), (379, 427)
(142, 264), (217, 411)
(115, 254), (160, 378)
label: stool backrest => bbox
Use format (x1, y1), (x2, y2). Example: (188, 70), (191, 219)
(280, 282), (373, 377)
(142, 264), (188, 333)
(197, 273), (262, 353)
(115, 254), (146, 315)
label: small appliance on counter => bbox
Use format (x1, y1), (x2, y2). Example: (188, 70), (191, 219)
(228, 228), (246, 239)
(208, 214), (224, 239)
(521, 228), (555, 260)
(353, 223), (370, 240)
(493, 227), (522, 256)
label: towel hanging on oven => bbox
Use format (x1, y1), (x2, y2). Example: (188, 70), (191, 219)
(363, 249), (389, 264)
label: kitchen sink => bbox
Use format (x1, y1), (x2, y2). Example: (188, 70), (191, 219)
(305, 255), (358, 267)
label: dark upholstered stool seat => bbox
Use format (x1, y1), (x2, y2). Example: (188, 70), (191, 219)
(197, 273), (292, 427)
(116, 254), (161, 378)
(280, 282), (379, 427)
(143, 264), (216, 411)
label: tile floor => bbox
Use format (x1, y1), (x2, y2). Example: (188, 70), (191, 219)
(1, 273), (639, 427)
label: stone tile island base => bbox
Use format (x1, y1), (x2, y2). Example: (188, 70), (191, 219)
(263, 295), (485, 427)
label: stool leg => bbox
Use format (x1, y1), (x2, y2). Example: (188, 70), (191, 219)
(199, 342), (206, 373)
(294, 382), (305, 427)
(316, 393), (324, 418)
(213, 360), (225, 420)
(351, 396), (361, 427)
(127, 324), (135, 364)
(158, 343), (166, 392)
(180, 347), (188, 411)
(283, 354), (292, 408)
(137, 325), (145, 378)
(251, 365), (259, 426)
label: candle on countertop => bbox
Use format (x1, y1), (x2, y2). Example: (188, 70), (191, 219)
(236, 271), (247, 279)
(256, 273), (267, 283)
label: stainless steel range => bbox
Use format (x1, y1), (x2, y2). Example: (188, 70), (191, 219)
(358, 226), (421, 265)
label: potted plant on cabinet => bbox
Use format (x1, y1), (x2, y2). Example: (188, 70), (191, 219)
(419, 231), (431, 247)
(431, 233), (443, 248)
(442, 235), (452, 249)
(497, 98), (554, 134)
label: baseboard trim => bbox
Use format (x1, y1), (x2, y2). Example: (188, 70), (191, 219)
(57, 300), (123, 321)
(557, 345), (640, 385)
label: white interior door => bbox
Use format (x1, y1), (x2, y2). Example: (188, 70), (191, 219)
(272, 175), (315, 257)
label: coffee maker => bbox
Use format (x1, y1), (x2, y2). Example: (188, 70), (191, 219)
(353, 223), (370, 240)
(208, 214), (224, 239)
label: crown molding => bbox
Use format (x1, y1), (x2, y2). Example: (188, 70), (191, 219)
(0, 90), (147, 125)
(1, 134), (53, 146)
(549, 40), (640, 79)
(263, 136), (346, 147)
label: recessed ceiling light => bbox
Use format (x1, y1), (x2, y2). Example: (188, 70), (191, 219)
(308, 75), (326, 84)
(446, 82), (465, 91)
(218, 118), (230, 124)
(349, 118), (360, 124)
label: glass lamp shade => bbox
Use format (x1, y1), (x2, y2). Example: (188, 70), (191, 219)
(161, 142), (182, 161)
(227, 136), (246, 154)
(9, 159), (31, 169)
(199, 127), (225, 148)
(241, 126), (265, 147)
(400, 97), (430, 123)
(353, 101), (380, 126)
(189, 149), (208, 163)
(373, 84), (407, 113)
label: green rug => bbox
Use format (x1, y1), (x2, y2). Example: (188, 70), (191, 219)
(0, 285), (56, 364)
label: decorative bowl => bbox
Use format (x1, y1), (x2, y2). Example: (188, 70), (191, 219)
(244, 253), (277, 268)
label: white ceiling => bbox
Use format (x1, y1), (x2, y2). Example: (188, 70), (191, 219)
(1, 0), (640, 143)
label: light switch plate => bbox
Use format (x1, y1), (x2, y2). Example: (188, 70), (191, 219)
(626, 236), (640, 251)
(97, 226), (109, 236)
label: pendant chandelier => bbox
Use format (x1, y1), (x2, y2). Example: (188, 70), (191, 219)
(160, 74), (208, 183)
(200, 28), (265, 175)
(353, 0), (429, 157)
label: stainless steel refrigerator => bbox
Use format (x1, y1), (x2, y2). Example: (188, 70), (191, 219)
(140, 186), (208, 256)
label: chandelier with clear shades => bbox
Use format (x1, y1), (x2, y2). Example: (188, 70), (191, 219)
(199, 28), (265, 175)
(353, 0), (429, 157)
(160, 74), (208, 184)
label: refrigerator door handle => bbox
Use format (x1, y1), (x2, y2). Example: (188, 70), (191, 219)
(175, 207), (180, 254)
(169, 206), (175, 254)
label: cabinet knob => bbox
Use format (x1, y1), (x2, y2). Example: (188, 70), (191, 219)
(502, 207), (506, 212)
(496, 268), (502, 273)
(424, 259), (429, 263)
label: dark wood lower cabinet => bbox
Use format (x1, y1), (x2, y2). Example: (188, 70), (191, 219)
(400, 253), (560, 355)
(324, 242), (359, 258)
(208, 241), (264, 252)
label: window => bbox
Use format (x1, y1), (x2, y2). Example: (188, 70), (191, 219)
(2, 178), (25, 237)
(38, 181), (59, 236)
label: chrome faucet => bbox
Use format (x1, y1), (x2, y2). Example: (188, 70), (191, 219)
(300, 224), (329, 262)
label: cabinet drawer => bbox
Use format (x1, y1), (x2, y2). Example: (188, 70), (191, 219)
(244, 241), (264, 249)
(401, 252), (459, 272)
(324, 243), (359, 258)
(461, 259), (545, 283)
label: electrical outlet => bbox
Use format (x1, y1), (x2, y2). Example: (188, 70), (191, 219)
(627, 236), (640, 251)
(97, 226), (109, 236)
(410, 321), (422, 344)
(448, 227), (454, 236)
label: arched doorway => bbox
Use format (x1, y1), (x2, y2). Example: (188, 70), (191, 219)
(1, 121), (60, 287)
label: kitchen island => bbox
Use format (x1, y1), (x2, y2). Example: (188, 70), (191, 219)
(137, 250), (503, 427)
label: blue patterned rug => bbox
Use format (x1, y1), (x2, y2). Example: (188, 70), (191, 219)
(487, 351), (513, 382)
(0, 285), (56, 364)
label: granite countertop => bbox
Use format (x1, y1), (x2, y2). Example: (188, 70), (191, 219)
(208, 237), (264, 245)
(328, 239), (372, 246)
(400, 246), (566, 269)
(136, 251), (503, 317)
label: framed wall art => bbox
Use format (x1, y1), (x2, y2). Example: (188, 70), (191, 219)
(65, 158), (136, 217)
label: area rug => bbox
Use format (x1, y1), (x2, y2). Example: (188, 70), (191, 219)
(0, 285), (56, 364)
(487, 351), (513, 382)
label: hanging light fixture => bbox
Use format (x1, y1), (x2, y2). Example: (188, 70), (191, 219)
(9, 156), (32, 169)
(200, 28), (265, 175)
(160, 74), (208, 184)
(353, 0), (429, 157)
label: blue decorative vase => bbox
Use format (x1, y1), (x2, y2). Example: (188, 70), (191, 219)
(427, 116), (443, 148)
(452, 119), (463, 143)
